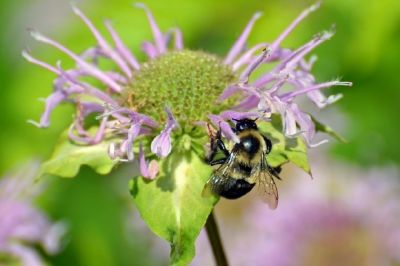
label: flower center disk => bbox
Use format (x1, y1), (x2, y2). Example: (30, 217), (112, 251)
(128, 50), (236, 126)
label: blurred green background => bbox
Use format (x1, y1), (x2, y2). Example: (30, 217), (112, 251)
(0, 0), (399, 265)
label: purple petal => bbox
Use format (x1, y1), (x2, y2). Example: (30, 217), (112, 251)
(136, 3), (167, 54)
(283, 29), (334, 72)
(218, 84), (242, 102)
(139, 143), (159, 179)
(282, 80), (352, 101)
(232, 43), (267, 71)
(208, 114), (239, 143)
(290, 103), (314, 141)
(268, 2), (320, 54)
(141, 41), (158, 58)
(68, 110), (108, 145)
(43, 222), (66, 254)
(150, 108), (178, 158)
(104, 20), (141, 70)
(299, 54), (318, 71)
(283, 107), (298, 137)
(71, 4), (132, 78)
(22, 49), (59, 74)
(105, 71), (129, 84)
(267, 47), (292, 62)
(29, 30), (122, 92)
(253, 28), (334, 88)
(224, 12), (262, 64)
(80, 47), (103, 63)
(5, 244), (44, 266)
(29, 90), (66, 128)
(172, 28), (184, 50)
(267, 75), (288, 95)
(239, 47), (270, 83)
(220, 110), (260, 120)
(234, 94), (260, 110)
(119, 123), (142, 161)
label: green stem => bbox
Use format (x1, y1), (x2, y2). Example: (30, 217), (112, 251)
(205, 211), (229, 266)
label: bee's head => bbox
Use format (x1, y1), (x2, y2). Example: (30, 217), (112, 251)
(234, 118), (258, 132)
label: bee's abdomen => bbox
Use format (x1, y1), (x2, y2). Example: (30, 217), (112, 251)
(212, 175), (255, 199)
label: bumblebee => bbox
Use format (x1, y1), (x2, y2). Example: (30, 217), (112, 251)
(203, 118), (281, 209)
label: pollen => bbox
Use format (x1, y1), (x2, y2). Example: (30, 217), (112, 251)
(128, 50), (236, 126)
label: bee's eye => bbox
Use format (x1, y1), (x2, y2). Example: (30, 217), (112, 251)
(236, 124), (244, 131)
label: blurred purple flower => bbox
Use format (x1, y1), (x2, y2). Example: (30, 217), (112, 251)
(24, 2), (351, 179)
(0, 163), (65, 266)
(193, 158), (400, 266)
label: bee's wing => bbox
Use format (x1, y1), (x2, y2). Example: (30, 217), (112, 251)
(253, 153), (279, 209)
(202, 153), (236, 197)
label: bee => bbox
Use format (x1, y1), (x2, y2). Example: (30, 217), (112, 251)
(203, 118), (281, 209)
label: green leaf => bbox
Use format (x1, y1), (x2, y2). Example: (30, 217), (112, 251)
(258, 115), (311, 174)
(39, 128), (119, 178)
(311, 116), (347, 143)
(130, 135), (217, 266)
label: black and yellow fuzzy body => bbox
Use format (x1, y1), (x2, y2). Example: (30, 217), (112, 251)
(204, 119), (279, 208)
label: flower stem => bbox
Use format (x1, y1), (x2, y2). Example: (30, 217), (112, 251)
(205, 211), (229, 266)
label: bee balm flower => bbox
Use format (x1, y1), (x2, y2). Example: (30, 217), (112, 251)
(0, 163), (65, 266)
(24, 2), (350, 179)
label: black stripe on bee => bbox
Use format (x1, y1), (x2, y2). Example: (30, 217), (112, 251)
(210, 175), (255, 199)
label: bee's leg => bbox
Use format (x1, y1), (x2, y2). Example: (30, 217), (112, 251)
(263, 135), (273, 154)
(209, 157), (228, 166)
(207, 144), (219, 163)
(268, 165), (282, 180)
(216, 139), (230, 157)
(211, 128), (230, 157)
(207, 139), (230, 163)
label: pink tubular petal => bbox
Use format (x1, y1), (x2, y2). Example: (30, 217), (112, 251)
(300, 54), (318, 71)
(220, 110), (260, 120)
(172, 28), (184, 50)
(232, 43), (267, 71)
(104, 20), (141, 70)
(43, 222), (66, 254)
(22, 49), (59, 74)
(71, 4), (132, 78)
(269, 2), (321, 54)
(136, 3), (166, 54)
(268, 75), (288, 95)
(29, 30), (122, 92)
(218, 84), (242, 102)
(54, 63), (119, 105)
(284, 29), (334, 71)
(234, 95), (260, 110)
(141, 41), (158, 58)
(224, 12), (263, 64)
(267, 47), (292, 62)
(253, 29), (334, 88)
(68, 112), (108, 145)
(105, 71), (129, 84)
(150, 107), (178, 158)
(282, 80), (352, 101)
(139, 143), (159, 179)
(120, 123), (142, 161)
(80, 47), (103, 63)
(6, 244), (44, 266)
(38, 90), (67, 128)
(283, 107), (298, 137)
(290, 103), (314, 142)
(239, 47), (270, 83)
(208, 114), (239, 143)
